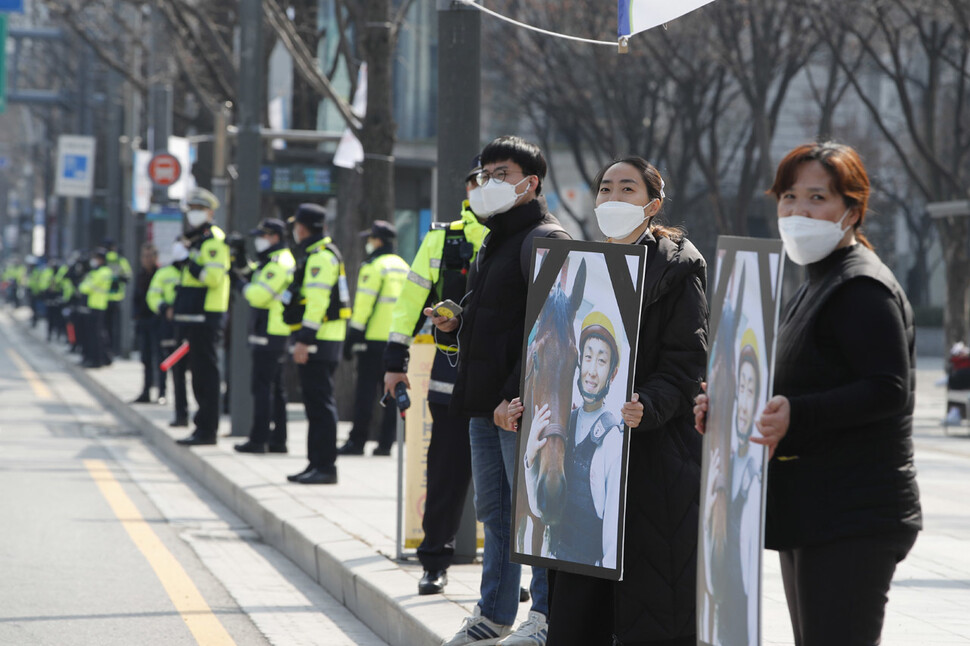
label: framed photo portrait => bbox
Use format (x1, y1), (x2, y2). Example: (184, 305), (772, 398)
(512, 238), (646, 581)
(697, 237), (785, 646)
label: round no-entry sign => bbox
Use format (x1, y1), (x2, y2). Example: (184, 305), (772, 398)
(148, 153), (182, 187)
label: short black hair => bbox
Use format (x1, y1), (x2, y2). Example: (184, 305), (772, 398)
(480, 135), (547, 195)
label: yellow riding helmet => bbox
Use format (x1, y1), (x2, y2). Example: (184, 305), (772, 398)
(579, 311), (620, 366)
(740, 328), (759, 357)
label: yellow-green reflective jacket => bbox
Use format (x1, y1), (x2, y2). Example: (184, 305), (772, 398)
(296, 237), (348, 343)
(174, 225), (230, 323)
(106, 252), (132, 301)
(78, 265), (114, 311)
(146, 264), (181, 314)
(244, 246), (296, 339)
(349, 251), (409, 342)
(387, 202), (485, 349)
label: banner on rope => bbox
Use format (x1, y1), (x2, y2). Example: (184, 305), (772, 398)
(618, 0), (717, 38)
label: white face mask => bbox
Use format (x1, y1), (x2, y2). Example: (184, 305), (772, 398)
(478, 176), (531, 217)
(171, 242), (189, 262)
(467, 187), (486, 216)
(594, 200), (656, 239)
(253, 237), (272, 253)
(185, 209), (209, 228)
(778, 208), (852, 265)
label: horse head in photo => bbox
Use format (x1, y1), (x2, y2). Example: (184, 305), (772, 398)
(524, 257), (587, 527)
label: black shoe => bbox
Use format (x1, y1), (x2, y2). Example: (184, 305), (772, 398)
(131, 393), (151, 404)
(418, 570), (448, 595)
(297, 468), (338, 485)
(169, 417), (189, 428)
(175, 433), (217, 446)
(267, 443), (288, 454)
(81, 360), (100, 368)
(234, 441), (267, 454)
(372, 445), (392, 456)
(337, 440), (365, 456)
(287, 466), (313, 482)
(520, 587), (531, 603)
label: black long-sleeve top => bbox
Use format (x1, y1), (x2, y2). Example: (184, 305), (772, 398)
(766, 244), (922, 550)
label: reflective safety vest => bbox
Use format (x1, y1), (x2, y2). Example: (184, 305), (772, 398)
(349, 250), (409, 342)
(244, 245), (296, 341)
(293, 236), (349, 345)
(106, 251), (132, 302)
(53, 265), (72, 302)
(174, 224), (231, 324)
(146, 264), (181, 314)
(387, 202), (485, 350)
(78, 265), (114, 311)
(384, 202), (485, 403)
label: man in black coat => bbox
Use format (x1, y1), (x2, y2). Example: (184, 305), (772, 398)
(435, 136), (570, 646)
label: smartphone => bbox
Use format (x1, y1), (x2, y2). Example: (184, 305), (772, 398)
(432, 299), (463, 319)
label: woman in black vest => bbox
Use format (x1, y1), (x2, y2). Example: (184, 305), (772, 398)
(696, 142), (921, 646)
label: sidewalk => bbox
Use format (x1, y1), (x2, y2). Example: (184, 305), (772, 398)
(9, 308), (970, 645)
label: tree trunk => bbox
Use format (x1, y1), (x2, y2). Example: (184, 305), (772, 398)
(936, 217), (970, 352)
(357, 0), (396, 236)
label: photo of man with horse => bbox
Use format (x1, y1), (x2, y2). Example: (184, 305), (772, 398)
(522, 310), (625, 569)
(509, 242), (646, 581)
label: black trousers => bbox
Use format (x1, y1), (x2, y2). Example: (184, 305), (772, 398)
(161, 339), (190, 420)
(106, 301), (121, 355)
(299, 358), (338, 472)
(347, 341), (397, 449)
(136, 318), (165, 397)
(84, 309), (111, 366)
(47, 300), (64, 342)
(184, 322), (221, 439)
(249, 346), (287, 446)
(417, 401), (472, 571)
(779, 528), (919, 646)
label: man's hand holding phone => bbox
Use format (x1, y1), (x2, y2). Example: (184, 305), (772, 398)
(424, 300), (461, 333)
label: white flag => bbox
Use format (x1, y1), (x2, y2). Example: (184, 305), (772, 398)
(619, 0), (717, 38)
(334, 64), (367, 169)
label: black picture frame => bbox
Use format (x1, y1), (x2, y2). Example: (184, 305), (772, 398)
(511, 238), (647, 582)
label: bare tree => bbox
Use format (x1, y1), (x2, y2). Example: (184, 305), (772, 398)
(812, 0), (970, 347)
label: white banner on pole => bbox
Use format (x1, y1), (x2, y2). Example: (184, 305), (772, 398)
(333, 64), (367, 170)
(54, 135), (97, 198)
(618, 0), (716, 38)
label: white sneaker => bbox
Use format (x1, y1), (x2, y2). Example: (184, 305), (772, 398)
(442, 606), (512, 646)
(945, 406), (963, 425)
(497, 611), (548, 645)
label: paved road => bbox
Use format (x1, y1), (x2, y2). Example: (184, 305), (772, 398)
(0, 316), (386, 646)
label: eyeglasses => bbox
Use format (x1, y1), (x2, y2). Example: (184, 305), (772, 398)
(475, 168), (524, 186)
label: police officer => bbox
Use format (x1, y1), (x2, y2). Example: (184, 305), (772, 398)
(233, 218), (295, 454)
(148, 241), (191, 427)
(104, 238), (132, 353)
(78, 248), (114, 368)
(174, 188), (231, 446)
(383, 159), (486, 594)
(338, 220), (409, 457)
(284, 204), (349, 485)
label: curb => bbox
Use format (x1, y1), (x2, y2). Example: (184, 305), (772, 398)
(14, 319), (449, 646)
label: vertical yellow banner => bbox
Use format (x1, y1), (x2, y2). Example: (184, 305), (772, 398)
(403, 339), (436, 548)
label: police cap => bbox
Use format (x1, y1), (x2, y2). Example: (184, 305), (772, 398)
(358, 220), (397, 240)
(186, 187), (220, 211)
(249, 218), (287, 237)
(288, 203), (327, 231)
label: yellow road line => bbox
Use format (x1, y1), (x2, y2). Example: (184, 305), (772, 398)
(84, 460), (237, 646)
(6, 348), (53, 400)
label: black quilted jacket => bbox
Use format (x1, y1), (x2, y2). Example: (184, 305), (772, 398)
(613, 231), (708, 643)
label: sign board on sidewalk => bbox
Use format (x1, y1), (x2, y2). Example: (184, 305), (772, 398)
(148, 153), (182, 187)
(54, 135), (96, 198)
(0, 1), (24, 12)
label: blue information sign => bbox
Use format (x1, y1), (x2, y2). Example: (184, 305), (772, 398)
(0, 0), (24, 12)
